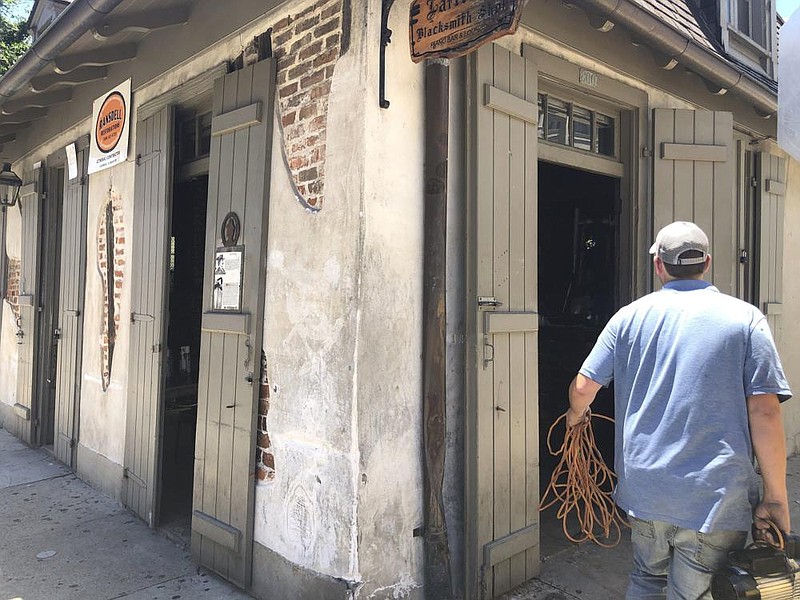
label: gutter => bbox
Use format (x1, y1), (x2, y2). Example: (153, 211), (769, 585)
(577, 0), (778, 116)
(0, 0), (126, 105)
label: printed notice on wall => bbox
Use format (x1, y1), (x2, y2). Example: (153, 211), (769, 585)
(212, 247), (244, 311)
(88, 79), (131, 175)
(66, 143), (78, 180)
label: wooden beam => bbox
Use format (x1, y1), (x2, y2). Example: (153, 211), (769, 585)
(484, 84), (537, 125)
(765, 179), (786, 196)
(54, 43), (137, 74)
(660, 142), (727, 162)
(30, 66), (108, 93)
(0, 107), (48, 124)
(0, 122), (29, 136)
(92, 5), (191, 40)
(210, 102), (262, 137)
(2, 88), (72, 114)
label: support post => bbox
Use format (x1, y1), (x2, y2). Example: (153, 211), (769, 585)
(422, 57), (452, 599)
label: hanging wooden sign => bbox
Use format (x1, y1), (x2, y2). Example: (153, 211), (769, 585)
(409, 0), (525, 63)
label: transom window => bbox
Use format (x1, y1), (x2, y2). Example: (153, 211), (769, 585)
(537, 93), (616, 158)
(177, 110), (212, 165)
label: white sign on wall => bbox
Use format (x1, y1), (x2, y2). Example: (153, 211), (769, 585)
(88, 79), (131, 175)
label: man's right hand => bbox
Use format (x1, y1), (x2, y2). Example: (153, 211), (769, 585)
(566, 407), (588, 428)
(753, 500), (791, 545)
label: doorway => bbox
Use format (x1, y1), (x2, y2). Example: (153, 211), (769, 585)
(537, 161), (619, 557)
(35, 166), (64, 450)
(157, 112), (210, 546)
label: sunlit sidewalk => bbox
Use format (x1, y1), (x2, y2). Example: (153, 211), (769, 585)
(0, 427), (253, 600)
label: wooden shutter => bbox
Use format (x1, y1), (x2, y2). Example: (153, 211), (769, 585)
(192, 58), (275, 589)
(756, 152), (785, 341)
(466, 43), (539, 599)
(54, 142), (90, 467)
(13, 167), (43, 444)
(652, 109), (735, 293)
(123, 105), (175, 525)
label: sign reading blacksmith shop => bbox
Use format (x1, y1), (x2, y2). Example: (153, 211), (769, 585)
(409, 0), (524, 63)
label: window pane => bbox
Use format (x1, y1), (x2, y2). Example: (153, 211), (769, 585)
(179, 116), (197, 163)
(572, 106), (592, 151)
(596, 114), (615, 156)
(738, 0), (751, 36)
(547, 98), (569, 145)
(198, 112), (212, 157)
(751, 0), (766, 46)
(537, 94), (546, 139)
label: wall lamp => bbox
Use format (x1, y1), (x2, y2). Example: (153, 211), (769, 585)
(0, 162), (22, 207)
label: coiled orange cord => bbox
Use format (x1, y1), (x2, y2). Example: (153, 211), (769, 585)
(539, 411), (628, 548)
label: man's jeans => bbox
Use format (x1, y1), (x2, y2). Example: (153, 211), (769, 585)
(626, 516), (747, 600)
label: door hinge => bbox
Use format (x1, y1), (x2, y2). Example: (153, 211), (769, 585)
(751, 177), (758, 188)
(69, 438), (76, 449)
(152, 343), (161, 353)
(641, 146), (653, 158)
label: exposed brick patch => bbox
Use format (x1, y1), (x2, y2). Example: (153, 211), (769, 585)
(5, 257), (20, 319)
(272, 0), (345, 209)
(97, 192), (125, 392)
(255, 350), (275, 481)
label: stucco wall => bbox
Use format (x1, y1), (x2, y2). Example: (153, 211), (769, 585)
(769, 142), (800, 452)
(79, 161), (134, 466)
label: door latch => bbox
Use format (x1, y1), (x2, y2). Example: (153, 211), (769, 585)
(478, 296), (503, 309)
(740, 249), (749, 264)
(53, 328), (61, 341)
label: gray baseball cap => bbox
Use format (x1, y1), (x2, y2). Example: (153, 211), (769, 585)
(649, 221), (709, 265)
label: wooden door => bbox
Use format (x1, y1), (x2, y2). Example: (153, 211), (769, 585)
(53, 142), (90, 467)
(191, 58), (275, 590)
(123, 106), (175, 525)
(652, 109), (735, 292)
(755, 152), (786, 341)
(466, 43), (539, 599)
(13, 167), (43, 444)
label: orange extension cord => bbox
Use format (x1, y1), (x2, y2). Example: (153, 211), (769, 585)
(539, 411), (628, 548)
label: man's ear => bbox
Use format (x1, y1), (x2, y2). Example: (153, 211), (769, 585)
(703, 254), (712, 274)
(653, 255), (664, 276)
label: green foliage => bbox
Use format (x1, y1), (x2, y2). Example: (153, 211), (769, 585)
(0, 0), (30, 75)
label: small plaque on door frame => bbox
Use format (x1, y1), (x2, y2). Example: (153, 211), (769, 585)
(212, 245), (244, 312)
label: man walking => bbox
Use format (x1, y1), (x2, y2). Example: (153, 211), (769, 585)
(567, 221), (792, 599)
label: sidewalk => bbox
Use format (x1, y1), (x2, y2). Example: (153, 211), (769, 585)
(0, 428), (252, 600)
(4, 425), (800, 600)
(500, 453), (800, 599)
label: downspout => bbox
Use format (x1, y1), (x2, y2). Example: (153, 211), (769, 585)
(575, 0), (778, 115)
(422, 57), (453, 599)
(0, 0), (126, 106)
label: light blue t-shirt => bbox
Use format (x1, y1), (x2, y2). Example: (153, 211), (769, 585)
(580, 279), (791, 532)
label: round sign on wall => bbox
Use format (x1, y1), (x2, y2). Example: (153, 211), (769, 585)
(95, 91), (127, 154)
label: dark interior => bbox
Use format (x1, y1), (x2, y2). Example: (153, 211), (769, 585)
(158, 174), (207, 543)
(537, 161), (619, 553)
